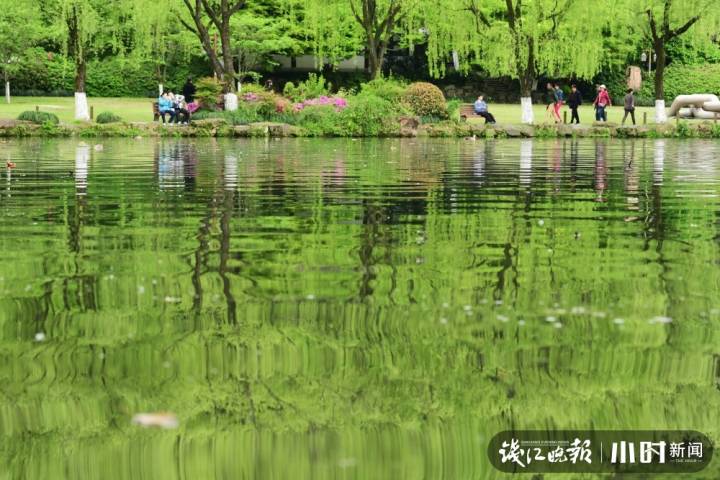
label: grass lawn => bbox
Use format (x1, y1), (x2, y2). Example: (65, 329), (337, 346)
(0, 97), (155, 123)
(464, 103), (658, 126)
(0, 96), (657, 126)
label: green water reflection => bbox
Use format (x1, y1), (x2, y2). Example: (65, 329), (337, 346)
(1, 138), (719, 479)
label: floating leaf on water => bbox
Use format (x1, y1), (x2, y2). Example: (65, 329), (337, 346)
(131, 412), (179, 429)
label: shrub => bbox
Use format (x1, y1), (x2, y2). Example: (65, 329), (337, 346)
(338, 93), (400, 136)
(361, 76), (407, 102)
(402, 82), (447, 118)
(195, 77), (224, 111)
(17, 111), (60, 125)
(283, 74), (331, 102)
(239, 83), (266, 94)
(294, 105), (342, 136)
(96, 111), (121, 124)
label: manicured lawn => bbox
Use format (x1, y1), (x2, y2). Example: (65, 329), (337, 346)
(464, 103), (658, 126)
(0, 96), (657, 126)
(0, 96), (155, 123)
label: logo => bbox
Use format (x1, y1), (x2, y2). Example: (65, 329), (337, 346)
(488, 430), (713, 474)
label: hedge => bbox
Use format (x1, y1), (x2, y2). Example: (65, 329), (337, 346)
(10, 50), (211, 98)
(598, 63), (720, 105)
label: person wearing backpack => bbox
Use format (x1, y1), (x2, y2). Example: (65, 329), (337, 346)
(552, 83), (565, 123)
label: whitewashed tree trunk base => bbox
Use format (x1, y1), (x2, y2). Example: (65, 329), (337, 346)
(75, 92), (90, 121)
(158, 84), (163, 96)
(655, 100), (667, 124)
(75, 144), (89, 195)
(5, 81), (10, 104)
(519, 140), (532, 186)
(521, 97), (534, 124)
(225, 93), (238, 111)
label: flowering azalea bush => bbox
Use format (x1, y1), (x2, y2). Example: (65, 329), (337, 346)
(293, 96), (348, 112)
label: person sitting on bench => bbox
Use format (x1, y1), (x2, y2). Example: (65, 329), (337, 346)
(158, 91), (176, 124)
(474, 95), (496, 124)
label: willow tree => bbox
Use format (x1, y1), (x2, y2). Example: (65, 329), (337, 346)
(425, 0), (612, 124)
(177, 0), (248, 91)
(0, 0), (41, 103)
(638, 0), (720, 122)
(301, 0), (420, 78)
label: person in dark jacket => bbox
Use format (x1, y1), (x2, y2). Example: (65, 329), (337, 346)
(182, 77), (196, 103)
(567, 84), (582, 124)
(622, 88), (636, 125)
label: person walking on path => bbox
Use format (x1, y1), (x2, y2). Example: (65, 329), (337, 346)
(474, 95), (496, 124)
(567, 84), (582, 124)
(545, 83), (556, 121)
(552, 83), (565, 123)
(593, 85), (612, 122)
(622, 88), (636, 125)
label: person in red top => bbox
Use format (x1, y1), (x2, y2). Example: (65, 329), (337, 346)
(593, 85), (612, 122)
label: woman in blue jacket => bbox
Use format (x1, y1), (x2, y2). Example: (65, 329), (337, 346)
(158, 92), (176, 124)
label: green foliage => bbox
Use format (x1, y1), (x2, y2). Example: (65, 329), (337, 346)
(446, 99), (461, 122)
(401, 82), (447, 118)
(96, 111), (121, 123)
(283, 74), (330, 102)
(294, 105), (341, 136)
(17, 110), (60, 124)
(674, 121), (695, 138)
(360, 77), (407, 102)
(336, 93), (400, 136)
(195, 77), (224, 111)
(534, 126), (560, 138)
(602, 64), (720, 103)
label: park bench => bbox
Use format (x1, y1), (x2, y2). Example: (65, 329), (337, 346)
(459, 104), (480, 121)
(152, 102), (160, 121)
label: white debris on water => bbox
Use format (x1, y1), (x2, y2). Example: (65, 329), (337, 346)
(131, 412), (179, 429)
(306, 294), (316, 300)
(545, 316), (557, 323)
(649, 316), (673, 324)
(164, 296), (181, 303)
(34, 332), (46, 342)
(538, 219), (545, 226)
(613, 318), (625, 325)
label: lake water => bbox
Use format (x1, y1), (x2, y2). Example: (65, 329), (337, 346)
(1, 138), (719, 479)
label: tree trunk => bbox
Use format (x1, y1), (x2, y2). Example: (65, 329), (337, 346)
(75, 57), (86, 93)
(518, 50), (536, 124)
(4, 69), (9, 104)
(653, 40), (665, 101)
(220, 26), (235, 92)
(367, 47), (383, 79)
(653, 39), (667, 123)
